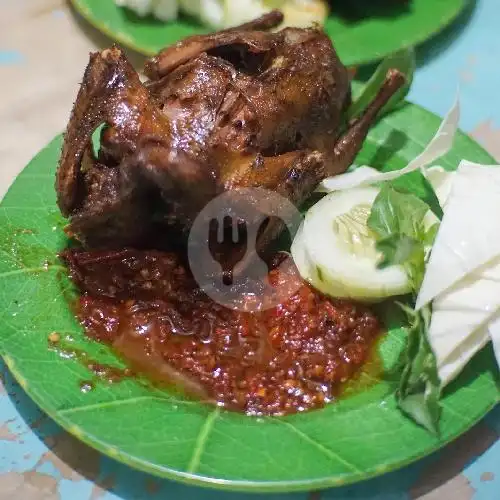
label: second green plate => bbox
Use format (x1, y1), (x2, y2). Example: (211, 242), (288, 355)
(70, 0), (468, 66)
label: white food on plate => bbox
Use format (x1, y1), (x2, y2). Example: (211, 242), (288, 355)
(280, 0), (329, 28)
(115, 0), (179, 21)
(177, 0), (224, 27)
(114, 0), (328, 28)
(223, 0), (269, 28)
(154, 0), (180, 21)
(114, 0), (153, 17)
(295, 187), (411, 301)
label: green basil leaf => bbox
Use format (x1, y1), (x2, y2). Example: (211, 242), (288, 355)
(375, 235), (425, 288)
(390, 172), (443, 220)
(376, 234), (420, 268)
(396, 304), (441, 435)
(367, 185), (440, 434)
(368, 185), (428, 241)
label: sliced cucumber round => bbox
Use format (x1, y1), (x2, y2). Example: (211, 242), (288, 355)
(296, 187), (411, 301)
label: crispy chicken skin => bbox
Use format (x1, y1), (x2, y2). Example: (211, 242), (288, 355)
(56, 10), (404, 250)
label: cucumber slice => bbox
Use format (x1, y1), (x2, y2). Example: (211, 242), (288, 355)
(299, 187), (411, 301)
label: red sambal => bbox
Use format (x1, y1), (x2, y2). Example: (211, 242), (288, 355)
(61, 249), (381, 415)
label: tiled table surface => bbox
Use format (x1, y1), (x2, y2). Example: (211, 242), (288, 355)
(2, 1), (500, 499)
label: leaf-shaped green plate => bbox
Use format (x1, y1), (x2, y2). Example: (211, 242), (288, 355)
(70, 0), (468, 66)
(1, 102), (499, 492)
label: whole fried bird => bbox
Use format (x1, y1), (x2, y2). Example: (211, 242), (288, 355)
(56, 10), (404, 252)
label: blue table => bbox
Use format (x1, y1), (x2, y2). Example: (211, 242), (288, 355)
(2, 0), (500, 498)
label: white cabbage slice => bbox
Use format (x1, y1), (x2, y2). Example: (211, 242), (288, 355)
(424, 166), (456, 207)
(425, 258), (500, 386)
(416, 162), (500, 386)
(416, 162), (500, 310)
(316, 166), (380, 193)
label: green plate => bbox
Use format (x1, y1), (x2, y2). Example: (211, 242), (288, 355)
(1, 101), (499, 492)
(70, 0), (469, 66)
